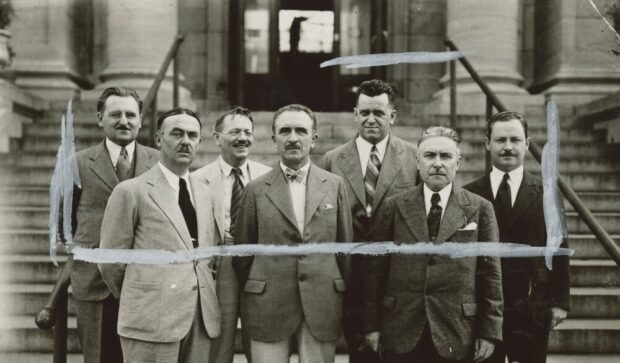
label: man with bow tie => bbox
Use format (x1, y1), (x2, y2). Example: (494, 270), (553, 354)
(232, 104), (353, 363)
(364, 126), (503, 363)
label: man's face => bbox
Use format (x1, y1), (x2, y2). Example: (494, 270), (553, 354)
(156, 114), (202, 172)
(417, 136), (460, 192)
(272, 111), (317, 170)
(354, 93), (396, 144)
(98, 95), (142, 146)
(215, 114), (254, 167)
(486, 119), (529, 172)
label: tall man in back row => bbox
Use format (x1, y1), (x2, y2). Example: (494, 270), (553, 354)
(464, 111), (569, 363)
(193, 107), (271, 363)
(321, 79), (417, 362)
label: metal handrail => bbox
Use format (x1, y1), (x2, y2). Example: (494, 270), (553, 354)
(35, 34), (187, 362)
(445, 39), (620, 265)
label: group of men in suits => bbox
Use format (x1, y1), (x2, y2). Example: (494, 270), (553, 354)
(51, 79), (568, 363)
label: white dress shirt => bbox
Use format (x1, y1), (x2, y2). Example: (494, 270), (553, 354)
(490, 165), (523, 207)
(356, 134), (389, 177)
(158, 162), (194, 206)
(218, 156), (250, 238)
(280, 161), (310, 235)
(423, 183), (452, 221)
(106, 138), (135, 170)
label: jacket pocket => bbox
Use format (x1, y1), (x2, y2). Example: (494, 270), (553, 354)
(120, 279), (161, 333)
(333, 278), (346, 292)
(383, 296), (396, 310)
(462, 302), (478, 318)
(244, 279), (266, 294)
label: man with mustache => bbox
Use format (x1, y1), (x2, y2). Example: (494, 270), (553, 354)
(464, 111), (569, 363)
(233, 104), (353, 363)
(37, 87), (159, 363)
(320, 79), (417, 362)
(99, 108), (222, 362)
(364, 126), (503, 363)
(193, 107), (271, 363)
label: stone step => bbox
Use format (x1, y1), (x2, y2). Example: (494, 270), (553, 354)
(0, 284), (76, 316)
(0, 353), (84, 363)
(0, 255), (67, 284)
(0, 186), (50, 207)
(566, 212), (620, 234)
(569, 260), (620, 287)
(0, 315), (80, 353)
(0, 229), (51, 255)
(570, 234), (620, 259)
(569, 288), (620, 319)
(549, 319), (620, 354)
(565, 192), (620, 213)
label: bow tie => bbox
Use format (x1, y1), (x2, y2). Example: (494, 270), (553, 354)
(285, 168), (306, 183)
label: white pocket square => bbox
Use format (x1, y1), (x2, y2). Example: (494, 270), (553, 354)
(325, 203), (334, 210)
(459, 222), (477, 231)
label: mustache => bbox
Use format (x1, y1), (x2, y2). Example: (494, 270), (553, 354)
(115, 125), (131, 130)
(499, 151), (517, 156)
(178, 146), (192, 153)
(285, 142), (301, 150)
(234, 140), (251, 147)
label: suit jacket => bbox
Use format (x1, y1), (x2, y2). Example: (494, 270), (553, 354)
(98, 165), (222, 343)
(70, 141), (159, 302)
(464, 171), (570, 332)
(365, 184), (503, 360)
(232, 163), (353, 343)
(192, 158), (272, 243)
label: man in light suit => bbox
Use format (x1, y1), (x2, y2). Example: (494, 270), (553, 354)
(364, 126), (503, 363)
(99, 108), (221, 363)
(464, 111), (569, 363)
(232, 104), (353, 363)
(193, 107), (271, 363)
(37, 87), (159, 363)
(320, 79), (417, 363)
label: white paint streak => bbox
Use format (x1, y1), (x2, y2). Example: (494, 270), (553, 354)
(320, 51), (464, 69)
(73, 242), (574, 265)
(588, 0), (620, 41)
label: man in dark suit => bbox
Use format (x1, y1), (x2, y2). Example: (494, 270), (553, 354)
(233, 104), (353, 363)
(37, 87), (159, 363)
(99, 108), (221, 362)
(464, 111), (570, 363)
(365, 126), (503, 363)
(320, 79), (417, 363)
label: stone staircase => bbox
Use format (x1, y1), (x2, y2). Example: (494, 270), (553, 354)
(0, 101), (619, 361)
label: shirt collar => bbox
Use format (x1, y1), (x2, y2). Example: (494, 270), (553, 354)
(491, 165), (524, 188)
(356, 134), (389, 160)
(279, 160), (311, 184)
(158, 161), (191, 191)
(218, 155), (248, 179)
(105, 138), (136, 165)
(423, 183), (452, 211)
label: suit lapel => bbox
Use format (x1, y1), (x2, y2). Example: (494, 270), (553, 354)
(504, 171), (539, 231)
(304, 164), (328, 227)
(436, 188), (469, 244)
(191, 175), (215, 247)
(372, 137), (402, 211)
(336, 141), (366, 207)
(89, 141), (118, 191)
(202, 164), (226, 241)
(265, 169), (299, 232)
(147, 167), (193, 250)
(396, 184), (428, 242)
(134, 144), (156, 176)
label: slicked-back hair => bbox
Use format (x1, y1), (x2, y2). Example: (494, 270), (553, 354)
(272, 103), (317, 133)
(487, 111), (528, 139)
(356, 79), (396, 105)
(213, 107), (254, 133)
(418, 126), (461, 147)
(157, 107), (202, 131)
(96, 87), (143, 114)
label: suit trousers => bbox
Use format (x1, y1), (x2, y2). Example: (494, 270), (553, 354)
(250, 320), (336, 363)
(120, 295), (211, 363)
(343, 309), (381, 363)
(75, 294), (123, 363)
(209, 255), (252, 363)
(384, 324), (468, 363)
(484, 319), (550, 363)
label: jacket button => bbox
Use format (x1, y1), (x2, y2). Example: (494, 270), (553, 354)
(299, 274), (306, 282)
(192, 285), (198, 291)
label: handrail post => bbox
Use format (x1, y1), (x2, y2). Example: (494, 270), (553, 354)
(150, 91), (158, 147)
(485, 96), (493, 172)
(173, 56), (179, 109)
(449, 59), (456, 129)
(52, 287), (68, 363)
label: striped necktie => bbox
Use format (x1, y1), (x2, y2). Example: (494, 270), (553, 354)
(428, 192), (442, 241)
(116, 146), (131, 181)
(364, 145), (381, 217)
(229, 167), (244, 238)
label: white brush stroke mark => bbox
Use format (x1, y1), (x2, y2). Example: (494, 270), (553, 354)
(73, 242), (574, 265)
(320, 51), (464, 69)
(588, 0), (620, 41)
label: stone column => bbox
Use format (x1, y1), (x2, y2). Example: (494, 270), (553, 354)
(93, 0), (192, 109)
(9, 0), (88, 100)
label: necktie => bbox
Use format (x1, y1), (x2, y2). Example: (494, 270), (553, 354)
(427, 193), (442, 241)
(228, 168), (244, 238)
(495, 173), (512, 226)
(116, 146), (131, 181)
(179, 178), (198, 248)
(364, 145), (382, 216)
(285, 167), (306, 183)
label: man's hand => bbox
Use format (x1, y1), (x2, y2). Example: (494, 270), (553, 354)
(473, 338), (495, 362)
(549, 307), (568, 329)
(364, 331), (381, 353)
